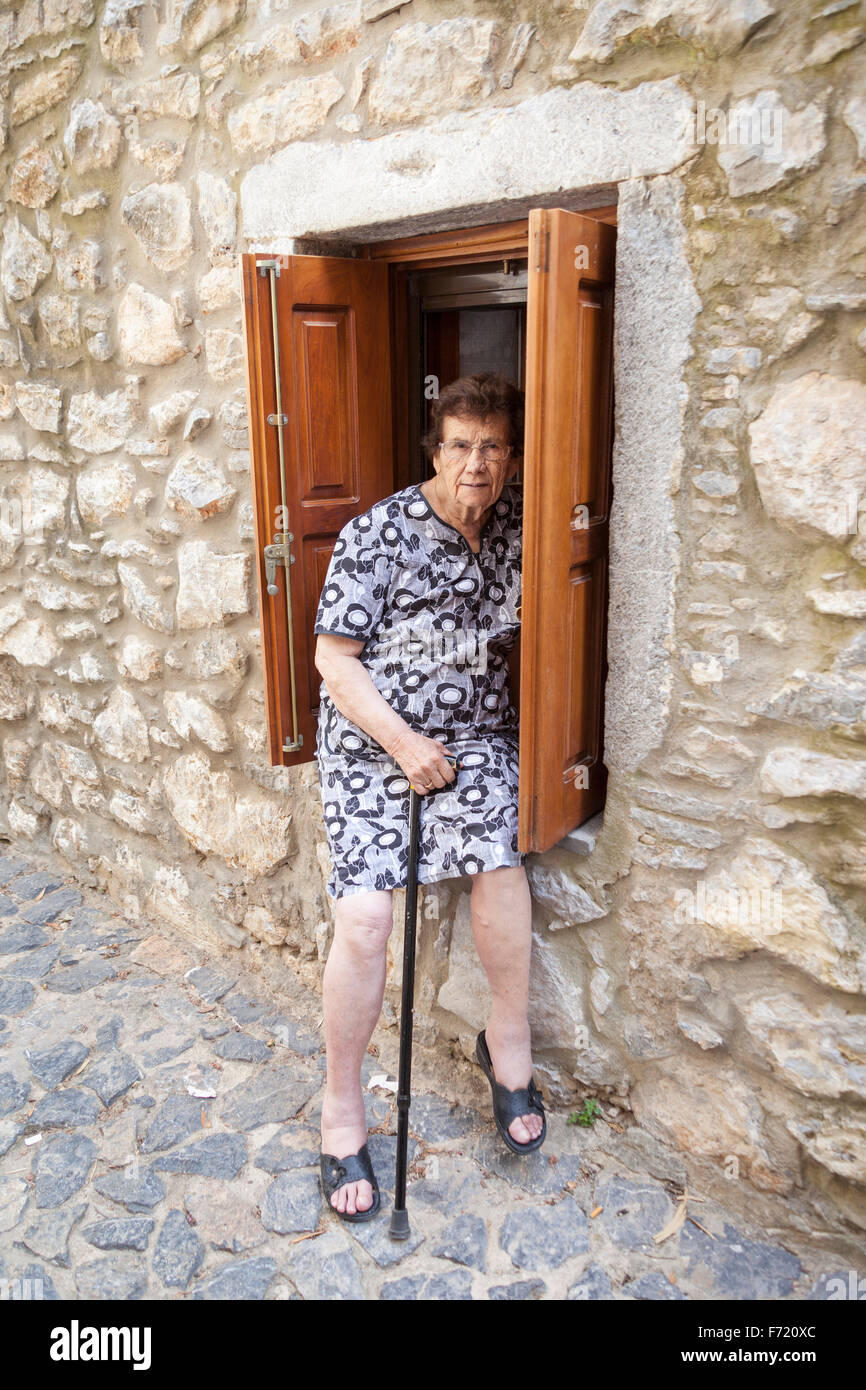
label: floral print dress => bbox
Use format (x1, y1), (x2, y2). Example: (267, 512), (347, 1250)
(313, 481), (524, 900)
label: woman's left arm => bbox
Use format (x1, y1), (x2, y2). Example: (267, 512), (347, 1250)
(315, 634), (456, 791)
(314, 634), (416, 757)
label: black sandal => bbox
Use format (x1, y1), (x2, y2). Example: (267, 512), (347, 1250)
(476, 1029), (547, 1156)
(319, 1143), (381, 1223)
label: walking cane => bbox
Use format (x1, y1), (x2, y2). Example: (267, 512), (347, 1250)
(389, 754), (459, 1241)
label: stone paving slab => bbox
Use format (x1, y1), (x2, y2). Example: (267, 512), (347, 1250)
(0, 849), (861, 1301)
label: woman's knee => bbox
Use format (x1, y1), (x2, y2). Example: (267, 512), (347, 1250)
(334, 890), (393, 956)
(471, 865), (529, 925)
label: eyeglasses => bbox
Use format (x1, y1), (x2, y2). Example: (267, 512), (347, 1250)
(438, 439), (512, 464)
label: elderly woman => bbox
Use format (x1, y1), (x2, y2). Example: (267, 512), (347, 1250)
(312, 372), (545, 1223)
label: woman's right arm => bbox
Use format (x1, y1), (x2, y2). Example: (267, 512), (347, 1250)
(314, 634), (455, 792)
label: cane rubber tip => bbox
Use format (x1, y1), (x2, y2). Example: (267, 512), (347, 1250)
(389, 1208), (411, 1241)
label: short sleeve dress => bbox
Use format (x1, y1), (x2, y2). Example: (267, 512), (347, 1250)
(313, 481), (524, 900)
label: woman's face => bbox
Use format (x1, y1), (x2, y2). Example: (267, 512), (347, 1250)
(432, 412), (518, 511)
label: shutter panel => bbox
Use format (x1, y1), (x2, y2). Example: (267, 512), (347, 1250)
(519, 210), (616, 851)
(241, 254), (393, 767)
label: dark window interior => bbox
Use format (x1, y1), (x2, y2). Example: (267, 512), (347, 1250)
(404, 259), (528, 485)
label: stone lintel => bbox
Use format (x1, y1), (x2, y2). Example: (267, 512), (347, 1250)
(241, 78), (697, 250)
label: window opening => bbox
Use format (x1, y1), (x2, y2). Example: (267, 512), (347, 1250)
(404, 259), (528, 486)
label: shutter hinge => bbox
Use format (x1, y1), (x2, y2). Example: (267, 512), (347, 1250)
(533, 223), (549, 274)
(264, 532), (295, 596)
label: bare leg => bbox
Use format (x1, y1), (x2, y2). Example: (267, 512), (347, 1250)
(469, 864), (543, 1145)
(320, 888), (393, 1214)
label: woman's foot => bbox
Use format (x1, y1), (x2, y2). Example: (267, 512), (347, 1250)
(483, 1021), (544, 1146)
(320, 1090), (375, 1216)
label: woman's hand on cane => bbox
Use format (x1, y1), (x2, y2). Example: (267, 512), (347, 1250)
(389, 727), (456, 795)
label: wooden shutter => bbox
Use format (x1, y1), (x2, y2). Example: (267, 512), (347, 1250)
(519, 210), (616, 852)
(241, 254), (393, 766)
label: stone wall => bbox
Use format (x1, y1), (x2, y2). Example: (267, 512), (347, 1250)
(0, 0), (864, 1228)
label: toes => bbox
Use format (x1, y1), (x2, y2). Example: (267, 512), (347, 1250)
(509, 1116), (532, 1144)
(332, 1182), (355, 1214)
(347, 1181), (373, 1215)
(508, 1113), (543, 1145)
(330, 1180), (374, 1215)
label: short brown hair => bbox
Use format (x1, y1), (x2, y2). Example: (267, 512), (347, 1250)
(422, 372), (525, 462)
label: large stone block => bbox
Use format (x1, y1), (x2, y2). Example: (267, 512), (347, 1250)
(99, 0), (147, 68)
(606, 176), (699, 772)
(760, 747), (866, 800)
(10, 466), (68, 539)
(163, 690), (231, 752)
(121, 183), (194, 274)
(67, 389), (136, 453)
(117, 562), (175, 635)
(204, 327), (243, 382)
(524, 858), (607, 925)
(42, 0), (97, 32)
(117, 283), (188, 367)
(807, 590), (866, 619)
(0, 660), (32, 720)
(9, 144), (61, 208)
(108, 72), (200, 120)
(0, 614), (61, 668)
(631, 1056), (795, 1193)
(227, 73), (344, 157)
(176, 541), (251, 628)
(163, 752), (294, 875)
(195, 172), (237, 263)
(164, 453), (236, 519)
(717, 91), (826, 196)
(748, 372), (866, 543)
(674, 837), (864, 993)
(54, 235), (106, 293)
(569, 0), (776, 64)
(15, 382), (62, 433)
(294, 2), (361, 61)
(241, 79), (695, 244)
(748, 669), (866, 737)
(63, 98), (122, 174)
(149, 390), (199, 436)
(1, 217), (52, 300)
(158, 0), (245, 56)
(76, 460), (137, 525)
(11, 55), (83, 127)
(117, 634), (164, 682)
(368, 19), (501, 125)
(38, 294), (81, 348)
(198, 265), (240, 312)
(787, 1108), (866, 1183)
(236, 23), (303, 73)
(736, 991), (866, 1100)
(93, 687), (150, 763)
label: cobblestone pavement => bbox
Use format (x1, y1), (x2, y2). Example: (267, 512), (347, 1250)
(0, 851), (860, 1302)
